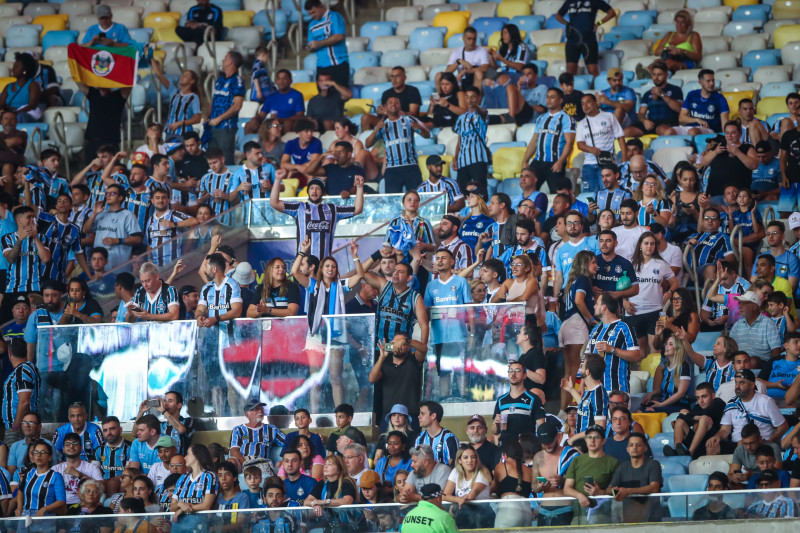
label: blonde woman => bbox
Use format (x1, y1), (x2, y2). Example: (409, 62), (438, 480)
(641, 334), (691, 413)
(443, 445), (494, 528)
(459, 188), (494, 254)
(650, 10), (703, 73)
(633, 175), (673, 227)
(374, 404), (417, 462)
(304, 455), (356, 518)
(678, 327), (738, 392)
(491, 253), (541, 326)
(247, 257), (301, 318)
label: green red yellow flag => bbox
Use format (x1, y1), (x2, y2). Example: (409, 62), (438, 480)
(67, 44), (139, 88)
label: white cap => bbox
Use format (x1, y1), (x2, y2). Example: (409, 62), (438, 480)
(789, 212), (800, 230)
(231, 261), (256, 286)
(735, 290), (762, 306)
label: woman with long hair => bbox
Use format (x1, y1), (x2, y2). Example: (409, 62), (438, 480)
(443, 444), (494, 528)
(459, 188), (494, 253)
(386, 191), (437, 261)
(248, 257), (301, 318)
(491, 253), (541, 325)
(170, 444), (218, 532)
(258, 117), (286, 167)
(625, 232), (679, 355)
(304, 455), (356, 517)
(633, 175), (673, 227)
(134, 123), (166, 158)
(670, 166), (701, 243)
(291, 238), (364, 410)
(330, 119), (379, 180)
(491, 440), (533, 528)
(15, 440), (67, 521)
(60, 278), (103, 325)
(374, 431), (412, 485)
(108, 467), (141, 513)
(151, 59), (202, 141)
(132, 475), (160, 513)
(63, 478), (113, 533)
(679, 329), (738, 392)
(278, 434), (324, 480)
(654, 286), (700, 349)
(391, 469), (409, 503)
(559, 250), (597, 411)
(0, 52), (42, 122)
(374, 406), (417, 462)
(650, 10), (703, 73)
(642, 334), (692, 413)
(423, 72), (467, 129)
(488, 24), (529, 85)
(727, 187), (764, 274)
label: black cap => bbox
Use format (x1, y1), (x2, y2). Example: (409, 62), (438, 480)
(585, 424), (605, 437)
(245, 401), (266, 412)
(307, 177), (327, 195)
(756, 469), (779, 484)
(179, 285), (198, 296)
(466, 187), (488, 202)
(649, 222), (665, 235)
(420, 483), (443, 500)
(426, 155), (444, 166)
(442, 214), (461, 228)
(755, 141), (772, 153)
(537, 421), (560, 444)
(216, 244), (236, 259)
(12, 295), (29, 307)
(735, 369), (756, 382)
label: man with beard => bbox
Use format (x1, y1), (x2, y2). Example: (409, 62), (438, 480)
(271, 172), (364, 259)
(593, 229), (639, 301)
(437, 215), (473, 273)
(38, 193), (90, 284)
(8, 411), (41, 475)
(230, 401), (286, 473)
(369, 332), (428, 422)
(417, 155), (464, 213)
(281, 449), (317, 506)
(464, 415), (500, 470)
(52, 432), (104, 505)
(498, 217), (550, 282)
(1, 206), (51, 323)
(532, 421), (581, 526)
(99, 151), (153, 231)
(398, 444), (451, 503)
(144, 189), (196, 266)
(24, 279), (65, 361)
(231, 141), (277, 203)
(95, 415), (130, 494)
(493, 361), (546, 444)
(589, 164), (631, 221)
(611, 200), (648, 261)
(2, 339), (39, 445)
(82, 182), (142, 270)
(553, 210), (598, 304)
(625, 61), (683, 137)
(305, 141), (367, 197)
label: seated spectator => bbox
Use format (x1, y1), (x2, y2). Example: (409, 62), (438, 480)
(361, 66), (421, 132)
(753, 253), (797, 320)
(257, 117), (286, 169)
(666, 382), (726, 458)
(129, 414), (162, 475)
(146, 436), (178, 488)
(654, 288), (699, 350)
(80, 5), (134, 48)
(486, 23), (529, 86)
(620, 141), (669, 188)
(306, 73), (352, 132)
(441, 444), (493, 528)
(669, 165), (701, 242)
(633, 174), (673, 229)
(280, 434), (323, 480)
(216, 461), (251, 528)
(603, 406), (639, 463)
(641, 334), (692, 413)
(444, 27), (489, 89)
(502, 63), (547, 126)
(596, 68), (635, 128)
(341, 442), (371, 487)
(563, 424), (619, 525)
(304, 455), (357, 512)
(766, 292), (795, 342)
(246, 70), (305, 135)
(230, 401), (285, 473)
(752, 141), (781, 201)
(701, 124), (758, 198)
(53, 403), (104, 460)
(489, 440), (533, 528)
(746, 469), (796, 518)
(717, 351), (768, 402)
(304, 141), (364, 198)
(686, 206), (735, 283)
(17, 440), (67, 519)
(398, 445), (451, 504)
(134, 123), (166, 159)
(326, 403), (367, 456)
(701, 260), (750, 332)
(691, 472), (738, 520)
(328, 119), (379, 182)
(53, 432), (104, 505)
(729, 291), (783, 367)
(282, 408), (325, 459)
(420, 72), (466, 129)
(281, 118), (323, 188)
(132, 475), (160, 513)
(674, 69), (728, 136)
(170, 445), (218, 529)
(374, 431), (412, 485)
(117, 498), (156, 531)
(175, 0), (224, 44)
(625, 62), (683, 137)
(739, 98), (769, 146)
(729, 422), (782, 490)
(745, 445), (791, 489)
(780, 116), (800, 209)
(107, 466), (140, 512)
(60, 279), (102, 325)
(0, 53), (41, 124)
(649, 10), (703, 73)
(62, 477), (113, 531)
(415, 401), (459, 467)
(760, 331), (800, 401)
(374, 405), (417, 463)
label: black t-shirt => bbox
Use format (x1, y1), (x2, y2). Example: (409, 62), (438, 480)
(85, 88), (127, 142)
(66, 299), (104, 325)
(178, 152), (210, 181)
(562, 90), (585, 122)
(253, 282), (302, 314)
(379, 355), (423, 419)
(311, 478), (357, 500)
(60, 504), (114, 533)
(474, 440), (501, 471)
(307, 90), (345, 124)
(324, 163), (363, 196)
(683, 397), (726, 436)
(558, 0), (612, 40)
(792, 458), (800, 481)
(381, 85), (422, 112)
(707, 143), (754, 196)
(518, 348), (545, 392)
(781, 129), (800, 183)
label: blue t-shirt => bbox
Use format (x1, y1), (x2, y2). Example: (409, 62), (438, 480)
(681, 90), (730, 132)
(554, 238), (599, 288)
(81, 23), (133, 46)
(459, 214), (494, 253)
(129, 439), (159, 474)
(424, 274), (473, 344)
(751, 158), (781, 192)
(283, 474), (318, 506)
(564, 275), (592, 320)
(261, 89), (305, 119)
(601, 87), (638, 124)
(639, 84), (683, 123)
(284, 137), (323, 166)
(209, 73), (245, 130)
(308, 10), (349, 68)
(751, 251), (800, 282)
(760, 358), (800, 400)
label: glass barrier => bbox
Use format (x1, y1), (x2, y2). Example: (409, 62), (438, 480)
(5, 488), (800, 532)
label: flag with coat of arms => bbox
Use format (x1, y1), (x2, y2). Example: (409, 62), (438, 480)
(67, 44), (138, 88)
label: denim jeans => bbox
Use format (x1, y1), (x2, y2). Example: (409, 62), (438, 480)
(581, 164), (602, 193)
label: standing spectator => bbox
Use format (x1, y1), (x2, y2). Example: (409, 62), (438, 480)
(686, 206), (735, 283)
(52, 403), (104, 461)
(245, 70), (305, 134)
(563, 424), (619, 525)
(82, 183), (142, 270)
(729, 291), (782, 366)
(365, 96), (430, 193)
(563, 356), (609, 439)
(559, 73), (585, 121)
(515, 322), (548, 402)
(702, 123), (758, 198)
(585, 292), (641, 394)
(230, 401), (285, 473)
(492, 361), (546, 444)
(129, 414), (161, 474)
(556, 0), (616, 76)
(444, 27), (490, 89)
(198, 148), (233, 218)
(369, 334), (427, 423)
(151, 60), (202, 140)
(231, 141), (276, 204)
(1, 206), (50, 307)
(306, 73), (352, 132)
(453, 87), (491, 191)
(2, 295), (30, 346)
(490, 440), (534, 528)
(532, 421), (580, 526)
(361, 67), (422, 131)
(81, 5), (134, 47)
(129, 262), (180, 323)
(250, 45), (276, 105)
(305, 0), (350, 86)
(0, 111), (27, 184)
(178, 132), (209, 183)
(417, 156), (465, 213)
(552, 211), (598, 303)
(437, 215), (474, 273)
(597, 68), (636, 127)
(625, 62), (683, 137)
(415, 401), (459, 468)
(593, 230), (639, 303)
(207, 52), (245, 164)
(23, 280), (65, 361)
(52, 433), (104, 505)
(270, 172), (363, 259)
(2, 339), (39, 445)
(16, 440), (66, 521)
(398, 445), (451, 503)
(196, 253), (243, 328)
(523, 88), (576, 192)
(600, 433), (662, 523)
(575, 95), (627, 193)
(780, 119), (800, 212)
(674, 69), (729, 135)
(144, 189), (196, 266)
(591, 165), (631, 222)
(79, 83), (131, 159)
(175, 0), (224, 44)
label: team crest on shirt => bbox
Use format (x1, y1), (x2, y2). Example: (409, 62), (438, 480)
(450, 285), (457, 291)
(288, 98), (294, 104)
(615, 265), (622, 273)
(296, 488), (304, 497)
(476, 222), (484, 229)
(605, 265), (610, 272)
(436, 443), (443, 451)
(601, 121), (607, 126)
(709, 105), (715, 112)
(653, 268), (659, 274)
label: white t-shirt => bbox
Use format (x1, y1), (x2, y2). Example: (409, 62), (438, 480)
(717, 379), (766, 403)
(575, 111), (624, 165)
(659, 242), (684, 284)
(148, 461), (170, 487)
(613, 225), (648, 261)
(447, 468), (491, 499)
(52, 461), (104, 505)
(628, 258), (676, 315)
(448, 46), (490, 72)
(720, 391), (785, 441)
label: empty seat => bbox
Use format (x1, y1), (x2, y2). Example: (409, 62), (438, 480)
(532, 0), (561, 18)
(409, 27), (446, 50)
(774, 24), (800, 49)
(420, 47), (452, 66)
(42, 30), (78, 51)
(783, 41), (800, 67)
(222, 9), (254, 27)
(129, 27), (155, 46)
(528, 28), (562, 48)
(729, 33), (768, 53)
(143, 11), (181, 29)
(372, 36), (408, 52)
(715, 67), (748, 85)
(731, 4), (770, 22)
(6, 24), (42, 48)
(292, 82), (319, 101)
(665, 473), (709, 493)
(649, 135), (694, 151)
(110, 7), (143, 29)
(491, 146), (526, 180)
(694, 22), (724, 36)
(465, 2), (499, 22)
(24, 3), (58, 17)
(227, 26), (262, 55)
(700, 51), (740, 69)
(349, 51), (381, 71)
(386, 6), (422, 23)
(642, 23), (675, 42)
(353, 67), (391, 85)
(614, 39), (651, 59)
(753, 65), (791, 85)
(652, 146), (693, 173)
(396, 20), (432, 37)
(380, 49), (419, 67)
(472, 16), (507, 36)
(772, 0), (800, 19)
(648, 432), (674, 457)
(689, 455), (731, 475)
(44, 45), (70, 63)
(722, 20), (763, 36)
(694, 5), (732, 23)
(422, 3), (461, 20)
(758, 96), (791, 118)
(0, 4), (23, 18)
(687, 0), (722, 8)
(511, 14), (545, 33)
(432, 11), (470, 43)
(660, 458), (688, 476)
(403, 65), (429, 82)
(497, 1), (531, 19)
(360, 21), (398, 46)
(618, 9), (657, 27)
(536, 42), (565, 61)
(742, 50), (780, 75)
(345, 37), (369, 53)
(68, 15), (99, 34)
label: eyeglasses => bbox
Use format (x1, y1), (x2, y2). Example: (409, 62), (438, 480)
(343, 455), (359, 460)
(671, 296), (682, 301)
(64, 441), (81, 447)
(269, 124), (281, 128)
(508, 368), (524, 374)
(83, 489), (102, 495)
(511, 263), (524, 268)
(642, 182), (657, 187)
(32, 450), (50, 456)
(703, 216), (719, 221)
(756, 483), (771, 488)
(120, 474), (133, 479)
(106, 191), (119, 196)
(566, 221), (582, 226)
(765, 231), (781, 236)
(169, 463), (186, 468)
(21, 421), (39, 426)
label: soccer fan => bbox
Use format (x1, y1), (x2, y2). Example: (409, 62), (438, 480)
(674, 69), (729, 135)
(522, 88), (575, 192)
(38, 194), (90, 283)
(493, 361), (546, 444)
(415, 401), (459, 468)
(555, 0), (616, 77)
(452, 87), (491, 191)
(417, 155), (464, 213)
(305, 0), (349, 85)
(589, 164), (631, 221)
(1, 206), (51, 311)
(625, 62), (683, 137)
(95, 416), (131, 493)
(2, 338), (40, 444)
(144, 188), (196, 266)
(52, 432), (104, 505)
(304, 141), (366, 198)
(585, 293), (641, 394)
(552, 210), (598, 303)
(198, 147), (233, 217)
(245, 69), (305, 134)
(206, 51), (245, 164)
(231, 141), (276, 203)
(230, 401), (285, 472)
(128, 262), (180, 323)
(437, 215), (474, 273)
(129, 414), (162, 474)
(686, 206), (735, 283)
(52, 402), (104, 460)
(361, 67), (422, 131)
(575, 94), (627, 193)
(24, 279), (65, 361)
(196, 253), (243, 328)
(532, 421), (580, 525)
(82, 183), (142, 270)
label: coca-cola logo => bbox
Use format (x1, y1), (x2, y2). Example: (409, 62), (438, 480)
(307, 221), (330, 232)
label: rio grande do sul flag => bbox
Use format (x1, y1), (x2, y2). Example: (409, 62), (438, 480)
(67, 44), (139, 88)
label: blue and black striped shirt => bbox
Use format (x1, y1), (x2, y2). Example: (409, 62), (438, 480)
(454, 110), (490, 168)
(415, 429), (459, 467)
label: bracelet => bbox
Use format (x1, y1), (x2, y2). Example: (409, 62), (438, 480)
(353, 257), (360, 261)
(120, 237), (124, 246)
(297, 251), (306, 257)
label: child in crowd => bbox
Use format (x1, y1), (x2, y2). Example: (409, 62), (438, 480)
(244, 465), (264, 508)
(767, 292), (795, 342)
(251, 45), (276, 104)
(216, 461), (251, 531)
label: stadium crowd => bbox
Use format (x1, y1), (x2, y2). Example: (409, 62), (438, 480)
(0, 0), (798, 530)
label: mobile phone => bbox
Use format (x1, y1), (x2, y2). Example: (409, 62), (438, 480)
(146, 398), (160, 407)
(588, 197), (596, 204)
(99, 32), (106, 38)
(611, 488), (618, 498)
(537, 476), (547, 484)
(584, 476), (595, 486)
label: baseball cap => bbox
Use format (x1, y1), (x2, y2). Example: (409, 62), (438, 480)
(735, 369), (756, 382)
(755, 141), (772, 154)
(245, 401), (266, 412)
(155, 436), (176, 449)
(216, 244), (236, 260)
(307, 177), (327, 195)
(165, 142), (184, 155)
(359, 470), (381, 489)
(789, 212), (800, 230)
(442, 214), (461, 228)
(96, 5), (112, 17)
(178, 285), (198, 297)
(385, 404), (410, 425)
(426, 155), (445, 166)
(466, 187), (488, 202)
(756, 469), (779, 484)
(565, 404), (578, 412)
(466, 414), (487, 428)
(585, 424), (605, 437)
(607, 67), (623, 79)
(420, 483), (443, 500)
(735, 290), (762, 306)
(537, 421), (560, 444)
(11, 294), (29, 307)
(342, 427), (364, 441)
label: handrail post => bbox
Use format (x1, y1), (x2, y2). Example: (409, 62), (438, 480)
(730, 224), (743, 277)
(203, 25), (218, 72)
(293, 0), (304, 70)
(53, 111), (71, 178)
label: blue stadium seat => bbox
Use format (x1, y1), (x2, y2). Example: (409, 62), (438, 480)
(722, 21), (762, 37)
(608, 24), (645, 39)
(648, 433), (674, 457)
(215, 0), (242, 10)
(742, 50), (780, 75)
(498, 177), (522, 196)
(761, 81), (797, 98)
(409, 27), (447, 50)
(349, 52), (382, 71)
(649, 135), (694, 151)
(665, 474), (709, 493)
(447, 31), (487, 47)
(416, 144), (446, 156)
(545, 14), (567, 32)
(289, 70), (313, 83)
(573, 74), (593, 91)
(42, 30), (78, 51)
(129, 28), (154, 47)
(16, 122), (48, 138)
(766, 113), (789, 131)
(6, 24), (42, 48)
(618, 10), (657, 28)
(360, 82), (393, 103)
(360, 21), (398, 48)
(529, 59), (548, 75)
(661, 455), (692, 470)
(660, 458), (688, 476)
(380, 49), (419, 67)
(473, 16), (508, 36)
(510, 15), (545, 34)
(602, 30), (642, 46)
(303, 54), (317, 72)
(254, 9), (289, 40)
(732, 4), (771, 22)
(409, 81), (435, 101)
(687, 0), (722, 9)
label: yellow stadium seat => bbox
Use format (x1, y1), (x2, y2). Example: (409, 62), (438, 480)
(497, 1), (531, 19)
(640, 352), (662, 376)
(344, 98), (373, 117)
(774, 24), (800, 49)
(632, 412), (668, 438)
(144, 11), (181, 29)
(598, 8), (619, 34)
(0, 78), (17, 92)
(567, 139), (580, 168)
(419, 154), (454, 180)
(772, 0), (800, 19)
(152, 27), (182, 42)
(638, 134), (658, 149)
(280, 178), (300, 198)
(33, 14), (68, 39)
(536, 42), (566, 61)
(222, 10), (255, 27)
(293, 82), (319, 101)
(724, 0), (758, 7)
(486, 30), (527, 49)
(432, 11), (470, 44)
(723, 90), (756, 119)
(491, 147), (526, 181)
(758, 96), (788, 118)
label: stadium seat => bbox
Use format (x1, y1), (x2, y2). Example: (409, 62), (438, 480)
(652, 146), (693, 173)
(345, 37), (369, 53)
(0, 4), (22, 18)
(715, 68), (748, 85)
(448, 32), (484, 47)
(700, 51), (740, 70)
(360, 21), (398, 47)
(687, 0), (722, 8)
(753, 65), (791, 85)
(402, 66), (427, 82)
(725, 0), (758, 6)
(420, 47), (452, 66)
(360, 82), (392, 103)
(730, 33), (768, 54)
(286, 69), (311, 83)
(528, 28), (562, 49)
(665, 474), (709, 493)
(536, 43), (565, 62)
(722, 20), (763, 37)
(700, 36), (731, 55)
(661, 412), (680, 433)
(42, 30), (78, 51)
(533, 0), (562, 18)
(650, 135), (694, 152)
(253, 9), (288, 40)
(6, 24), (42, 49)
(353, 67), (391, 85)
(618, 10), (657, 28)
(772, 0), (800, 19)
(32, 15), (68, 40)
(742, 50), (780, 76)
(509, 15), (544, 34)
(603, 30), (642, 46)
(515, 122), (536, 143)
(731, 4), (770, 22)
(781, 42), (800, 66)
(497, 1), (531, 19)
(433, 11), (471, 43)
(24, 3), (58, 17)
(689, 455), (731, 475)
(613, 0), (647, 12)
(380, 49), (419, 67)
(417, 143), (446, 156)
(140, 0), (169, 14)
(396, 20), (430, 37)
(44, 45), (70, 63)
(419, 154), (454, 180)
(465, 3), (500, 22)
(722, 90), (755, 117)
(498, 178), (523, 196)
(613, 40), (651, 60)
(344, 98), (373, 118)
(774, 24), (800, 49)
(409, 27), (447, 50)
(386, 6), (423, 24)
(222, 9), (254, 27)
(423, 3), (461, 20)
(491, 146), (526, 180)
(129, 28), (155, 47)
(0, 78), (17, 93)
(758, 96), (790, 118)
(349, 52), (381, 71)
(227, 26), (263, 55)
(67, 14), (99, 34)
(473, 16), (508, 36)
(660, 458), (688, 476)
(695, 6), (733, 24)
(292, 82), (318, 101)
(648, 432), (674, 457)
(110, 7), (143, 29)
(694, 22), (724, 37)
(642, 24), (675, 42)
(486, 29), (527, 48)
(143, 12), (181, 30)
(372, 36), (408, 52)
